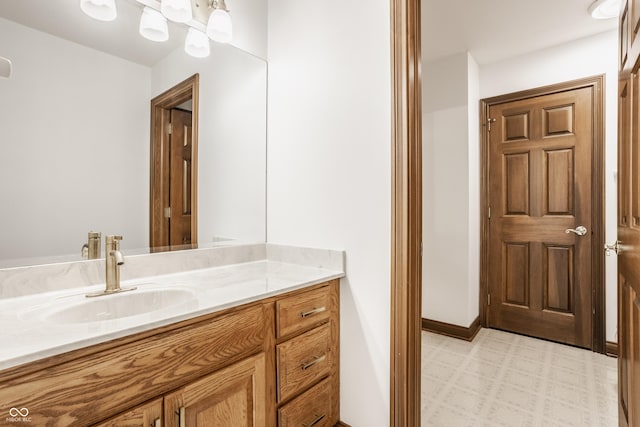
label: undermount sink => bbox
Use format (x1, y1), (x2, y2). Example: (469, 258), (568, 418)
(44, 287), (198, 324)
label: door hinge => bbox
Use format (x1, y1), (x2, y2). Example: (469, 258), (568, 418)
(420, 242), (423, 257)
(487, 294), (491, 305)
(164, 207), (171, 218)
(488, 206), (491, 219)
(167, 122), (173, 135)
(487, 118), (496, 132)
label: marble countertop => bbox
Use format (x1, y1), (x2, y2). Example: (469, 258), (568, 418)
(0, 258), (344, 371)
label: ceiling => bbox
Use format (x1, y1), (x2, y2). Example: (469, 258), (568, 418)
(422, 0), (619, 65)
(0, 0), (188, 66)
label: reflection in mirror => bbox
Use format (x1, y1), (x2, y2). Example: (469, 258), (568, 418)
(0, 0), (267, 267)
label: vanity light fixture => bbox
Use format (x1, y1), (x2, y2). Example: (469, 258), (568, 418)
(80, 0), (232, 56)
(80, 0), (118, 22)
(161, 0), (192, 23)
(185, 27), (211, 58)
(588, 0), (621, 19)
(139, 6), (169, 42)
(206, 0), (232, 44)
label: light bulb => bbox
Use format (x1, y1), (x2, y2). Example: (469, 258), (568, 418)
(80, 0), (117, 22)
(161, 0), (192, 23)
(139, 7), (169, 42)
(185, 28), (210, 58)
(206, 8), (232, 43)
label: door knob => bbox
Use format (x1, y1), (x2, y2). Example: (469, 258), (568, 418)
(565, 226), (588, 236)
(604, 240), (621, 256)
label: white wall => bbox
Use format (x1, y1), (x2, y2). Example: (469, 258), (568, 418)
(422, 52), (480, 327)
(227, 0), (268, 59)
(0, 17), (150, 260)
(467, 53), (480, 322)
(480, 30), (619, 342)
(151, 43), (267, 244)
(266, 0), (391, 425)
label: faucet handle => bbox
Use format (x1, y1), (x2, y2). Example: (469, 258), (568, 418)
(105, 235), (123, 250)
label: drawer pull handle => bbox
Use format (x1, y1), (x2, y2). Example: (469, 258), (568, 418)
(303, 413), (326, 427)
(301, 354), (326, 370)
(300, 306), (326, 318)
(152, 418), (161, 427)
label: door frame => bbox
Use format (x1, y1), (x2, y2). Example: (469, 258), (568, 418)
(390, 0), (422, 424)
(479, 75), (606, 353)
(149, 74), (199, 250)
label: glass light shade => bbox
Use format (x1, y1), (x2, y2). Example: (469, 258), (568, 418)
(589, 0), (621, 19)
(206, 9), (232, 43)
(139, 7), (169, 42)
(80, 0), (117, 22)
(185, 28), (210, 58)
(161, 0), (192, 23)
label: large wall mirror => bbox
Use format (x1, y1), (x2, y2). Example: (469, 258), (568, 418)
(0, 0), (267, 267)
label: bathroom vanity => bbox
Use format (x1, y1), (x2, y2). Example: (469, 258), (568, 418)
(0, 244), (344, 426)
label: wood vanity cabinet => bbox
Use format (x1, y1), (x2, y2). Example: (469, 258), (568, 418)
(0, 279), (339, 427)
(93, 398), (164, 427)
(275, 286), (339, 427)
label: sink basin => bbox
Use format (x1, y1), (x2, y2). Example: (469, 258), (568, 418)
(44, 287), (198, 324)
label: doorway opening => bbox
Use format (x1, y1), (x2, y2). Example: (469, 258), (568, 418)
(479, 76), (606, 353)
(149, 74), (199, 252)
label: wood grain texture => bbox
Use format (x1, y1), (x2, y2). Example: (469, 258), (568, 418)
(480, 75), (606, 353)
(92, 397), (163, 427)
(617, 6), (640, 420)
(278, 379), (332, 427)
(276, 285), (330, 341)
(390, 0), (422, 424)
(421, 317), (481, 342)
(0, 304), (266, 426)
(164, 353), (266, 427)
(620, 78), (631, 228)
(277, 324), (332, 403)
(328, 279), (340, 426)
(263, 302), (278, 427)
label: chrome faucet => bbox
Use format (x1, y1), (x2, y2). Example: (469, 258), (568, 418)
(86, 234), (136, 298)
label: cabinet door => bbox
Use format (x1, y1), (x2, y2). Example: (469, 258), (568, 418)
(164, 353), (266, 427)
(92, 397), (163, 427)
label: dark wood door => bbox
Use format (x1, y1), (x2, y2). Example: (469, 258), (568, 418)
(487, 87), (594, 348)
(617, 73), (640, 427)
(169, 108), (193, 248)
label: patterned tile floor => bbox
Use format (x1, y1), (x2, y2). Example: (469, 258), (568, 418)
(421, 329), (618, 427)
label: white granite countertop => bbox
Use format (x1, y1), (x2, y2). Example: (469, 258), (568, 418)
(0, 245), (345, 371)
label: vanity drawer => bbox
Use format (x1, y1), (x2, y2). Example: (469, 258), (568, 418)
(276, 285), (330, 339)
(276, 323), (332, 402)
(0, 304), (267, 426)
(278, 378), (332, 427)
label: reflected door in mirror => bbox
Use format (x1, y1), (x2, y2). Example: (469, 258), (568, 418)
(169, 108), (193, 247)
